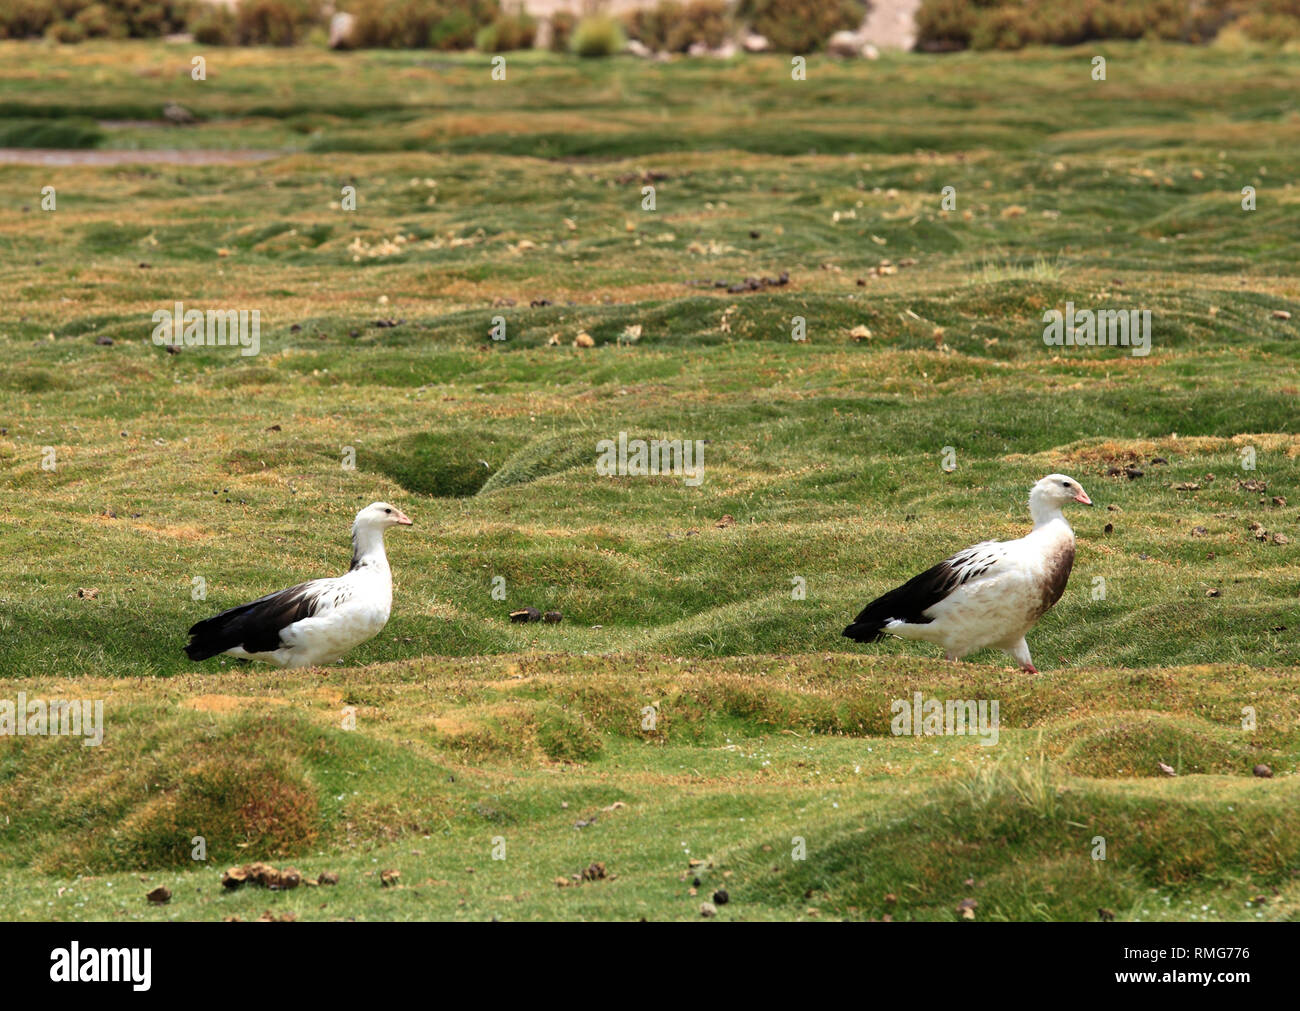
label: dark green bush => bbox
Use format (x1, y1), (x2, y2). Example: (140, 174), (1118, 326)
(1, 0), (193, 39)
(735, 0), (865, 53)
(190, 2), (236, 44)
(350, 0), (499, 50)
(625, 1), (730, 53)
(45, 19), (87, 42)
(914, 0), (976, 50)
(571, 14), (625, 57)
(548, 10), (575, 52)
(916, 0), (1296, 51)
(476, 11), (535, 51)
(235, 0), (322, 46)
(74, 3), (119, 37)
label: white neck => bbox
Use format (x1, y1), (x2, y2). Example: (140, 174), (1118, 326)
(350, 523), (390, 571)
(1028, 493), (1067, 530)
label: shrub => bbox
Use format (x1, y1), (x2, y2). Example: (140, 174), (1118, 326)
(350, 0), (499, 50)
(625, 0), (730, 53)
(235, 0), (323, 46)
(914, 0), (976, 50)
(548, 10), (575, 52)
(735, 0), (865, 53)
(916, 0), (1297, 52)
(571, 14), (625, 57)
(45, 19), (87, 43)
(73, 3), (118, 38)
(1, 0), (193, 40)
(476, 11), (535, 52)
(190, 3), (236, 45)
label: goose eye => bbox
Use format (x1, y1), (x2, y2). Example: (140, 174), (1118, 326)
(384, 508), (392, 514)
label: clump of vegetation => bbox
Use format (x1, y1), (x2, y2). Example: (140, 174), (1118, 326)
(475, 10), (536, 52)
(0, 117), (103, 147)
(547, 10), (575, 52)
(624, 0), (730, 53)
(2, 0), (192, 41)
(190, 2), (236, 45)
(916, 0), (1300, 51)
(571, 14), (625, 57)
(350, 0), (499, 49)
(234, 0), (323, 46)
(734, 0), (865, 52)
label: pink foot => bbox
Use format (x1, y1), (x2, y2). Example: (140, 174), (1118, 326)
(1021, 663), (1039, 674)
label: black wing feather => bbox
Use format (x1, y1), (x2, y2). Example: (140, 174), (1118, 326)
(184, 581), (326, 661)
(842, 545), (999, 643)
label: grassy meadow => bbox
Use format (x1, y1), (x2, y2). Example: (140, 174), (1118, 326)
(0, 38), (1298, 921)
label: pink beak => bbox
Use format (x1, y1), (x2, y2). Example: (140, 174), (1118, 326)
(393, 510), (413, 525)
(1074, 490), (1093, 506)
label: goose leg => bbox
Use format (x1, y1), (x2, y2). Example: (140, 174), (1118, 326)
(1004, 638), (1038, 674)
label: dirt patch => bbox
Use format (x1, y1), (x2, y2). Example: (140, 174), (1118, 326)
(131, 522), (212, 542)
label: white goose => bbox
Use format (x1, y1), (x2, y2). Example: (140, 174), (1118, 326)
(843, 475), (1091, 672)
(185, 502), (412, 668)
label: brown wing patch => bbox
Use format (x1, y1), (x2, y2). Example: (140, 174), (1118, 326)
(1036, 541), (1075, 617)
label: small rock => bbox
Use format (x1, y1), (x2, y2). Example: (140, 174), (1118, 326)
(329, 10), (355, 49)
(827, 30), (864, 58)
(318, 871), (339, 885)
(542, 610), (563, 623)
(146, 886), (171, 904)
(712, 889), (729, 905)
(1253, 764), (1273, 778)
(380, 868), (400, 887)
(163, 102), (195, 125)
(699, 902), (718, 917)
(1271, 309), (1291, 320)
(573, 331), (595, 348)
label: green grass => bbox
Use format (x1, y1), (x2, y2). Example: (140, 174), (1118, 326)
(0, 38), (1297, 921)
